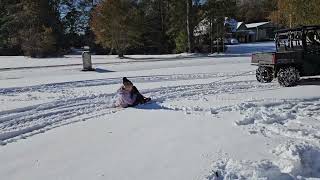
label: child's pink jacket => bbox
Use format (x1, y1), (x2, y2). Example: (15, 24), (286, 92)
(115, 86), (137, 108)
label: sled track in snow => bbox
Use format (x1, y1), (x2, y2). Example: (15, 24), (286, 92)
(0, 93), (120, 144)
(0, 72), (252, 95)
(0, 72), (277, 145)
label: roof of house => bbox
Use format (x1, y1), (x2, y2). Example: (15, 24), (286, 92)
(236, 22), (245, 29)
(246, 22), (270, 29)
(194, 19), (275, 36)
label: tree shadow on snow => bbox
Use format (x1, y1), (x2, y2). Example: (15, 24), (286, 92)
(94, 68), (114, 73)
(298, 77), (320, 86)
(123, 53), (250, 61)
(134, 102), (173, 111)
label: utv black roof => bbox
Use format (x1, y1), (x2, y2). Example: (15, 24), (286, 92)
(275, 25), (320, 33)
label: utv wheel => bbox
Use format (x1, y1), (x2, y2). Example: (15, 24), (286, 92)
(277, 67), (300, 87)
(256, 67), (273, 83)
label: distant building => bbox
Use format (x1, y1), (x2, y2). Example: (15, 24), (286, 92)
(246, 22), (276, 41)
(231, 21), (277, 43)
(194, 19), (277, 44)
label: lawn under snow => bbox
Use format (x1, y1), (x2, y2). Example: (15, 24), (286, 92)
(1, 42), (320, 180)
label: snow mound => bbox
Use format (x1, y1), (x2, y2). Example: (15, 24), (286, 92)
(235, 101), (297, 126)
(273, 142), (320, 177)
(206, 142), (320, 180)
(206, 159), (289, 180)
(235, 98), (320, 141)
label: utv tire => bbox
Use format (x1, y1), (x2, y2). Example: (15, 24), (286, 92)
(277, 67), (300, 87)
(256, 67), (273, 83)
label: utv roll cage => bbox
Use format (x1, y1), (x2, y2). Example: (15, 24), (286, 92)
(275, 25), (320, 53)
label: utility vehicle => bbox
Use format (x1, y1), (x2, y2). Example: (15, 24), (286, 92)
(252, 26), (320, 87)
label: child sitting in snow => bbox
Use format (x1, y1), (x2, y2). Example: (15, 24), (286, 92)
(115, 77), (151, 108)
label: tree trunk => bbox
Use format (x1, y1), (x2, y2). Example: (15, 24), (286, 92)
(109, 47), (113, 55)
(216, 21), (219, 54)
(186, 0), (192, 53)
(109, 42), (114, 55)
(118, 47), (124, 58)
(118, 52), (124, 58)
(210, 18), (213, 54)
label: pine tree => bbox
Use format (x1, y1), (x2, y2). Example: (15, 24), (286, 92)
(166, 0), (201, 53)
(60, 0), (97, 48)
(17, 0), (58, 57)
(204, 0), (237, 53)
(1, 0), (64, 57)
(167, 0), (188, 53)
(0, 0), (7, 49)
(0, 0), (22, 55)
(138, 0), (173, 54)
(91, 0), (144, 57)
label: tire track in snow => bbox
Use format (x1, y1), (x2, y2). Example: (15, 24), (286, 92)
(0, 93), (119, 144)
(0, 73), (276, 145)
(147, 79), (277, 103)
(0, 72), (251, 95)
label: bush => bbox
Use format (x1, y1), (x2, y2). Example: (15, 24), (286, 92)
(175, 31), (188, 53)
(21, 27), (58, 58)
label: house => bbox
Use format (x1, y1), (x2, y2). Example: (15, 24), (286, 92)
(233, 22), (277, 43)
(246, 22), (276, 41)
(193, 19), (277, 52)
(236, 22), (247, 30)
(194, 19), (277, 44)
(194, 18), (229, 53)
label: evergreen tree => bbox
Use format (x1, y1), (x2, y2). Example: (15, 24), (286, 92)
(167, 0), (188, 53)
(91, 0), (144, 57)
(167, 0), (201, 53)
(0, 0), (22, 55)
(138, 0), (173, 54)
(18, 0), (61, 57)
(60, 0), (97, 48)
(1, 0), (64, 57)
(204, 0), (237, 53)
(0, 0), (7, 50)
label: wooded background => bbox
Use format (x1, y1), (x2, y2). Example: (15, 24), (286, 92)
(1, 0), (319, 57)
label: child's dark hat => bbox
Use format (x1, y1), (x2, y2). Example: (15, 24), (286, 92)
(123, 77), (133, 85)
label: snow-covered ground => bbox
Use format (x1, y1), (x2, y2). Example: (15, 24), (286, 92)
(1, 42), (320, 180)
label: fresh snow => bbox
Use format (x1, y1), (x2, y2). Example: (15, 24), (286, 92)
(1, 42), (320, 180)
